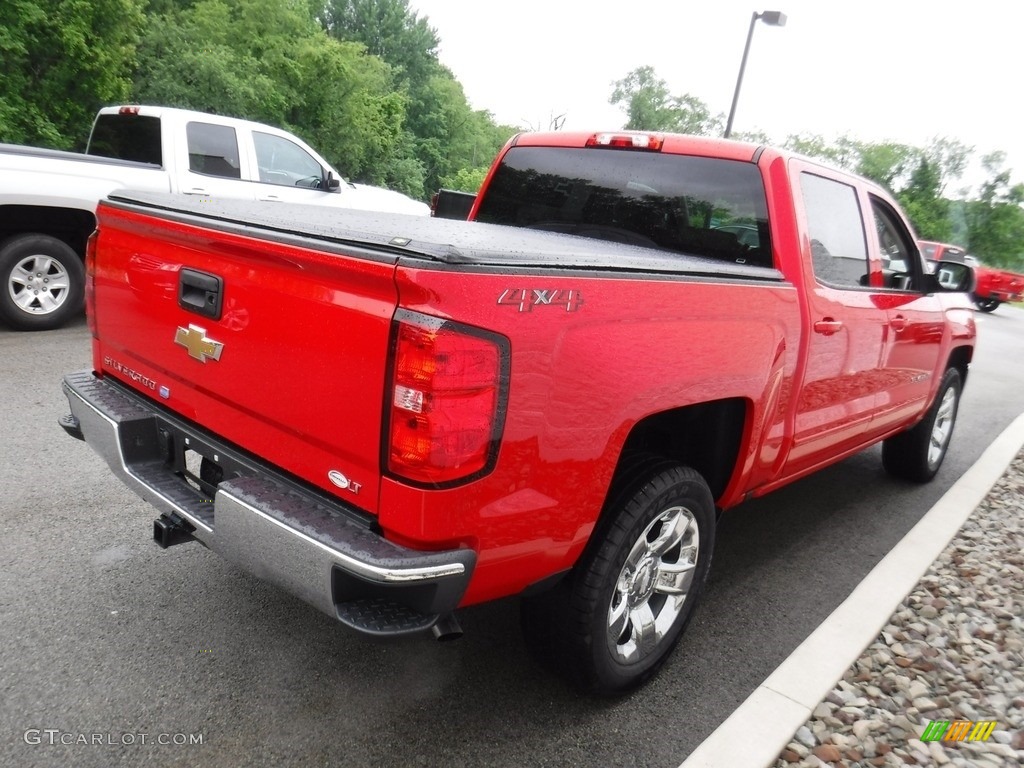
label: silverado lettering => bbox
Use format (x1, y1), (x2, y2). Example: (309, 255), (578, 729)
(102, 357), (157, 390)
(62, 131), (976, 694)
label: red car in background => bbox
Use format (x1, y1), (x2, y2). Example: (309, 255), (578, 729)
(920, 241), (1024, 312)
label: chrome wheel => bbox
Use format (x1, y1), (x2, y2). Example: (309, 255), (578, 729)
(9, 253), (71, 315)
(883, 367), (962, 483)
(928, 385), (957, 468)
(520, 462), (714, 693)
(0, 234), (84, 331)
(607, 504), (700, 665)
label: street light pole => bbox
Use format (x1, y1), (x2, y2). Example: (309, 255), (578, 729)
(724, 10), (787, 139)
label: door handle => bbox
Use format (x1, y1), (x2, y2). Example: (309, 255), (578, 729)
(179, 268), (223, 320)
(890, 315), (908, 331)
(813, 318), (843, 336)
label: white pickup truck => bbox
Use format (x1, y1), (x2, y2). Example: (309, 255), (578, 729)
(0, 105), (430, 330)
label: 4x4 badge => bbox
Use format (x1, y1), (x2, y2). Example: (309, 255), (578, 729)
(174, 324), (224, 363)
(497, 288), (583, 312)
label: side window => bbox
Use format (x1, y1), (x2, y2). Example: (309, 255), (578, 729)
(186, 122), (241, 179)
(872, 198), (919, 289)
(800, 172), (869, 288)
(253, 131), (324, 188)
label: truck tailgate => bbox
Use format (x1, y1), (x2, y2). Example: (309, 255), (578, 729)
(90, 199), (399, 514)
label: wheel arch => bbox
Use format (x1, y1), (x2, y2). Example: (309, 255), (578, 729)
(947, 344), (972, 387)
(0, 205), (96, 259)
(520, 399), (748, 600)
(609, 398), (748, 505)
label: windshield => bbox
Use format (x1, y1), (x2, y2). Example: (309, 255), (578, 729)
(474, 146), (773, 268)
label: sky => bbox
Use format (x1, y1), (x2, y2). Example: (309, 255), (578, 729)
(408, 0), (1023, 193)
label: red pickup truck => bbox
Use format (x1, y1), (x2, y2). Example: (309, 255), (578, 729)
(61, 131), (975, 693)
(920, 240), (1024, 312)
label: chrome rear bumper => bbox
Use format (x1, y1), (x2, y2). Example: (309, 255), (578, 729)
(61, 370), (475, 636)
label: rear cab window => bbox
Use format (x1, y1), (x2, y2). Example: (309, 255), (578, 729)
(474, 146), (773, 268)
(87, 114), (163, 166)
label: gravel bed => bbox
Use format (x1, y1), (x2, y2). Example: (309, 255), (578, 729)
(772, 451), (1024, 768)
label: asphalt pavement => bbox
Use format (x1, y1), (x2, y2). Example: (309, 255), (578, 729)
(1, 306), (1022, 768)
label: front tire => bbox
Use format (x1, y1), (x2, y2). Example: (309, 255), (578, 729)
(0, 234), (85, 331)
(523, 462), (716, 694)
(973, 296), (1000, 313)
(882, 367), (962, 482)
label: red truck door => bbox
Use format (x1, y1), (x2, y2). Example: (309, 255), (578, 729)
(869, 197), (946, 430)
(782, 168), (891, 475)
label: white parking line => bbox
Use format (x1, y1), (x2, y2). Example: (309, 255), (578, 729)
(678, 410), (1024, 768)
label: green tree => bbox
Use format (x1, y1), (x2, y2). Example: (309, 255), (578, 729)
(890, 139), (971, 242)
(783, 133), (861, 171)
(0, 0), (145, 148)
(897, 157), (952, 242)
(132, 4), (287, 122)
(144, 0), (198, 12)
(321, 0), (498, 193)
(609, 66), (675, 131)
(966, 152), (1024, 268)
(439, 166), (488, 194)
(133, 0), (414, 190)
(610, 66), (724, 135)
(855, 142), (916, 191)
(921, 137), (970, 196)
(320, 0), (438, 84)
(782, 134), (977, 245)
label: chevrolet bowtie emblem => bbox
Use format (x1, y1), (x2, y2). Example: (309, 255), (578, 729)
(174, 324), (224, 363)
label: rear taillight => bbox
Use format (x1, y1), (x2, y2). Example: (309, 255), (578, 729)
(85, 230), (98, 338)
(386, 310), (508, 486)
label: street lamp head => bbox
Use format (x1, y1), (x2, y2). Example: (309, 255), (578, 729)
(724, 9), (788, 138)
(757, 11), (787, 26)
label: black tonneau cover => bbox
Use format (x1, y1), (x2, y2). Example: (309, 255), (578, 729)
(106, 190), (784, 281)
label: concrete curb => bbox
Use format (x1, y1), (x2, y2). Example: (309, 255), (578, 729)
(678, 411), (1024, 768)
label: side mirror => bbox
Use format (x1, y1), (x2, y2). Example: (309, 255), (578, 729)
(929, 260), (975, 293)
(326, 172), (341, 193)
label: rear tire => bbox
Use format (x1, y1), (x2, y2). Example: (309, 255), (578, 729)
(0, 234), (85, 331)
(522, 460), (716, 694)
(973, 296), (1000, 313)
(882, 368), (961, 482)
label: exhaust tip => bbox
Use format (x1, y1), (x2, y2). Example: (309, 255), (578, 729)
(431, 613), (463, 641)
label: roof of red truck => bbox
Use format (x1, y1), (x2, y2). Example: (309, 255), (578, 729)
(510, 130), (764, 163)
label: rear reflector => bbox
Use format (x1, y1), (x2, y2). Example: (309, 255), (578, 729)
(586, 132), (664, 151)
(386, 311), (509, 486)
